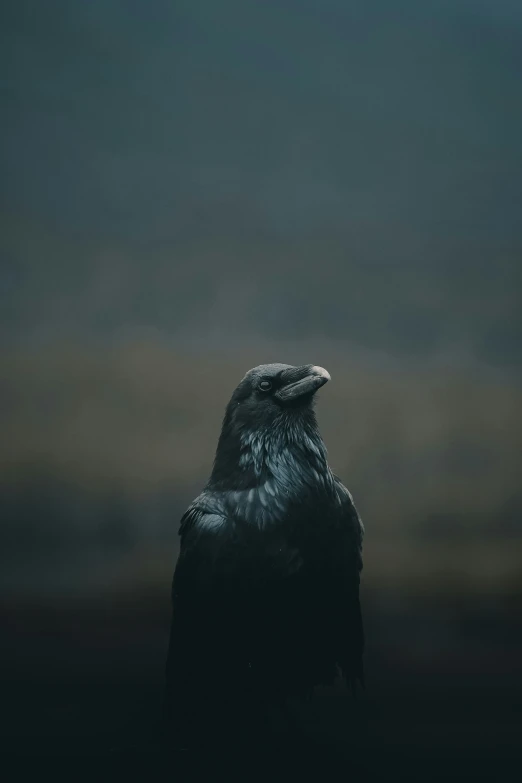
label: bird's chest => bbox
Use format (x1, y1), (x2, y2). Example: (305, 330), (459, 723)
(224, 508), (336, 586)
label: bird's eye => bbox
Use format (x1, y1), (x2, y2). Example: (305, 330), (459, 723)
(259, 380), (272, 392)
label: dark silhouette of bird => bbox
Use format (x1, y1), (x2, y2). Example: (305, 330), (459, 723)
(164, 363), (364, 751)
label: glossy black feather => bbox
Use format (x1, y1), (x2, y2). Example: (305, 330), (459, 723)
(164, 363), (364, 747)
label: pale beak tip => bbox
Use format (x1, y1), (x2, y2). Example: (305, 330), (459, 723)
(311, 365), (331, 382)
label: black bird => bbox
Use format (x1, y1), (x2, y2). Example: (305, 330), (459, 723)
(164, 363), (364, 749)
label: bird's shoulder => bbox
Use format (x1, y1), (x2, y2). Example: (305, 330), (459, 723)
(334, 476), (364, 531)
(172, 493), (235, 597)
(331, 476), (364, 569)
(178, 491), (228, 539)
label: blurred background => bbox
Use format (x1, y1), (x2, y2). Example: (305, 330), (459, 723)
(1, 0), (521, 775)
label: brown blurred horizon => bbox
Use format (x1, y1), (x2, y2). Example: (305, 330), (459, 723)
(1, 337), (520, 602)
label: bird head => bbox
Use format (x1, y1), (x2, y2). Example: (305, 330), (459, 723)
(227, 362), (330, 424)
(210, 364), (331, 488)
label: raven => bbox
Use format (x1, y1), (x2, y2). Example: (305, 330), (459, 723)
(164, 363), (364, 749)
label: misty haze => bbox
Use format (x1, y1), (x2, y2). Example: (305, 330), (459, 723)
(1, 0), (521, 776)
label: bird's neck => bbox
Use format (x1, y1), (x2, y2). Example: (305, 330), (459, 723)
(207, 412), (336, 526)
(210, 410), (334, 496)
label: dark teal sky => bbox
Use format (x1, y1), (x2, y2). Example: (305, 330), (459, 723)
(2, 1), (521, 364)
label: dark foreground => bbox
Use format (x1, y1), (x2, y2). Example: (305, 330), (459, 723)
(1, 594), (521, 781)
(2, 680), (520, 781)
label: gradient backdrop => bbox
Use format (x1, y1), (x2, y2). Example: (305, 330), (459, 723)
(1, 0), (521, 776)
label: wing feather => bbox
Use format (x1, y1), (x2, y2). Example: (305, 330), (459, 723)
(332, 478), (365, 688)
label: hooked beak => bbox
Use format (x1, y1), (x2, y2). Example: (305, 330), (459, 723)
(275, 365), (331, 403)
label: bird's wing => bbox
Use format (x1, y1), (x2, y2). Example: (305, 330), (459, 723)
(333, 478), (365, 689)
(166, 502), (226, 657)
(164, 501), (232, 735)
(335, 478), (364, 570)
